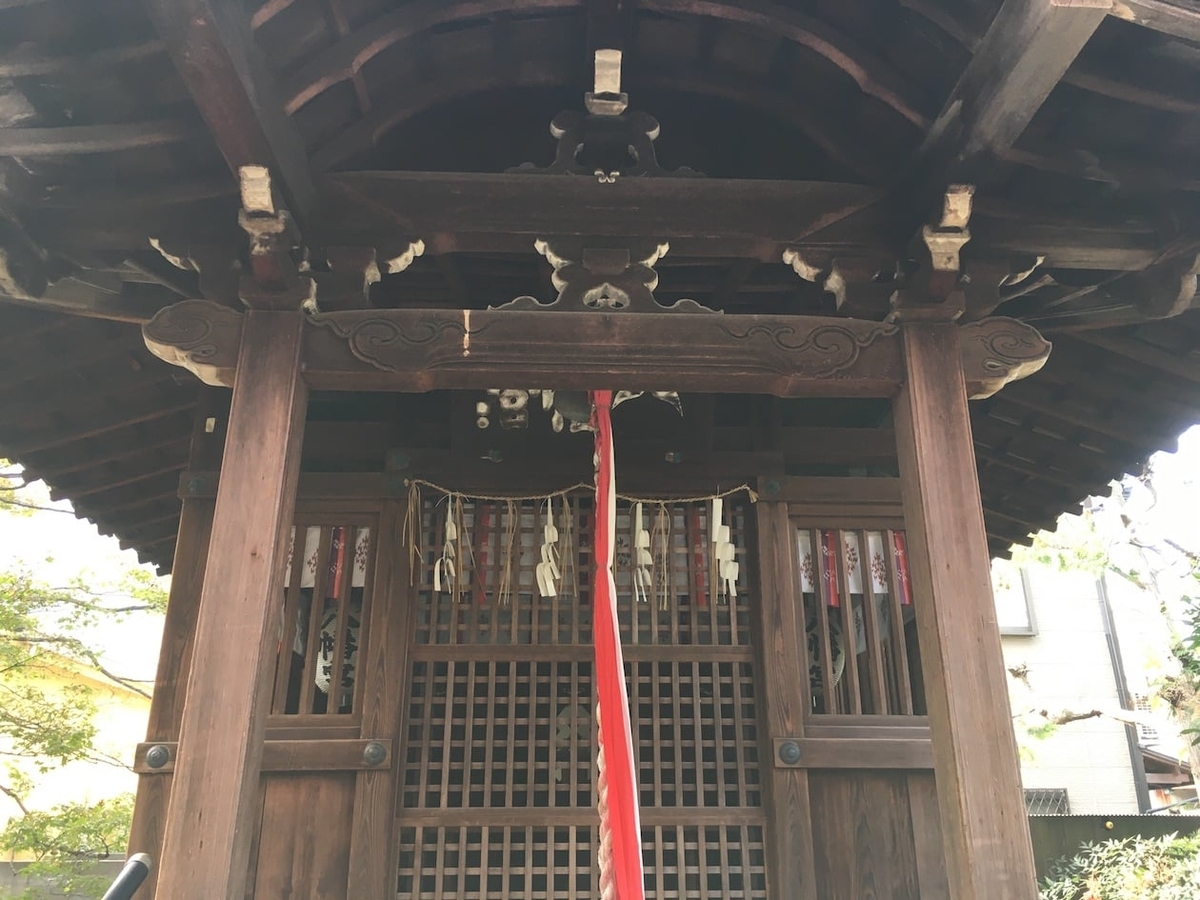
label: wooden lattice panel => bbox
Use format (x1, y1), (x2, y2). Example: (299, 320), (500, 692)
(272, 520), (376, 716)
(796, 526), (924, 715)
(641, 825), (769, 900)
(402, 660), (594, 811)
(397, 825), (594, 899)
(398, 496), (766, 897)
(631, 661), (761, 809)
(413, 497), (751, 647)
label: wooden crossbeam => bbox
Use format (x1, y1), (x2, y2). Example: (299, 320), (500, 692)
(0, 120), (194, 157)
(908, 0), (1110, 191)
(1114, 0), (1200, 39)
(142, 299), (1051, 399)
(141, 0), (316, 227)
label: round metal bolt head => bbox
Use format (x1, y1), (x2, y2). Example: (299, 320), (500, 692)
(145, 744), (171, 769)
(778, 740), (801, 765)
(363, 741), (388, 766)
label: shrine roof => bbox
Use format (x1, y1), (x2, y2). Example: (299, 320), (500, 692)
(2, 0), (1200, 569)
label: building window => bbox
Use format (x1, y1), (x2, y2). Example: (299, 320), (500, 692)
(1025, 788), (1070, 816)
(994, 567), (1037, 635)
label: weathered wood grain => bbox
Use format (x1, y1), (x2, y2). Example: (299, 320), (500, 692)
(153, 312), (307, 900)
(251, 774), (356, 900)
(345, 500), (412, 898)
(752, 502), (819, 900)
(893, 322), (1038, 900)
(142, 0), (315, 225)
(910, 0), (1109, 185)
(131, 739), (394, 774)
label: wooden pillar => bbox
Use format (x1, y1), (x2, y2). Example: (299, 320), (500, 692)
(127, 391), (227, 898)
(893, 322), (1037, 900)
(346, 499), (413, 897)
(753, 502), (818, 900)
(154, 311), (307, 900)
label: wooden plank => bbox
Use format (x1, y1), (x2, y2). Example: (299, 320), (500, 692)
(125, 499), (214, 893)
(251, 774), (356, 900)
(153, 311), (307, 900)
(125, 396), (223, 898)
(752, 502), (819, 900)
(0, 120), (194, 156)
(142, 0), (315, 224)
(1114, 0), (1200, 40)
(759, 475), (902, 505)
(322, 170), (882, 250)
(909, 0), (1110, 186)
(132, 739), (393, 774)
(809, 772), (922, 900)
(908, 772), (952, 900)
(144, 301), (909, 397)
(893, 322), (1037, 900)
(347, 500), (413, 899)
(774, 737), (933, 769)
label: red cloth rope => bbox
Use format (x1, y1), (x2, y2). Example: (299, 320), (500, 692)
(590, 390), (645, 900)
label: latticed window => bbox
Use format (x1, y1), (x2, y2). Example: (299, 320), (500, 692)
(795, 526), (925, 715)
(1024, 788), (1070, 816)
(398, 495), (768, 898)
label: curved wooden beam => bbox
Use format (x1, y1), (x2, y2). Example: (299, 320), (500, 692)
(143, 299), (1050, 401)
(641, 0), (930, 128)
(0, 120), (195, 157)
(311, 54), (890, 178)
(280, 0), (583, 113)
(0, 39), (165, 77)
(280, 0), (930, 130)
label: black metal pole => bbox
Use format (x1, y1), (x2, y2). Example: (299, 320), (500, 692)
(100, 853), (153, 900)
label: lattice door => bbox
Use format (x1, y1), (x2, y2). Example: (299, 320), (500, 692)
(398, 496), (768, 899)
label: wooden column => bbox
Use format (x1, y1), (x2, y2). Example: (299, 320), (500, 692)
(893, 322), (1037, 900)
(154, 311), (307, 900)
(127, 391), (227, 898)
(753, 502), (818, 900)
(346, 499), (413, 897)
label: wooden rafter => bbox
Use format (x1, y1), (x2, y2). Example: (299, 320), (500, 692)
(908, 0), (1110, 194)
(0, 120), (194, 157)
(1114, 0), (1200, 39)
(141, 0), (316, 227)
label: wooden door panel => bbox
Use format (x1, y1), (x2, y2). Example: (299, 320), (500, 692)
(252, 773), (356, 900)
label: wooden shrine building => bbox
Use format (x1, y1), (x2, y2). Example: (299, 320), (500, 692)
(6, 1), (1200, 898)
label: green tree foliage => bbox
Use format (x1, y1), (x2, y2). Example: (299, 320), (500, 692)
(1041, 833), (1200, 900)
(0, 465), (167, 898)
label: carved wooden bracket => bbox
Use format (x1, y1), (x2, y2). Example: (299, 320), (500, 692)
(508, 51), (699, 181)
(143, 301), (1050, 401)
(493, 240), (714, 313)
(959, 317), (1052, 399)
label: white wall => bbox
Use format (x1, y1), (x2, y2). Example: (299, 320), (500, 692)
(997, 564), (1141, 814)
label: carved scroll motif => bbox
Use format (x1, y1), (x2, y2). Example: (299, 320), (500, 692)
(308, 313), (477, 372)
(959, 317), (1052, 399)
(715, 320), (899, 378)
(142, 299), (243, 387)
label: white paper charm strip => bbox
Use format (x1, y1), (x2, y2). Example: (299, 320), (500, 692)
(712, 499), (737, 603)
(844, 532), (863, 594)
(866, 531), (888, 594)
(633, 502), (653, 604)
(536, 497), (561, 598)
(796, 530), (815, 593)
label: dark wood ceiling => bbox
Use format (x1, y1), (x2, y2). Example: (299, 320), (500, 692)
(3, 0), (1200, 569)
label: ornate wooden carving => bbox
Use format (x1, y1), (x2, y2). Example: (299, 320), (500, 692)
(143, 300), (1050, 399)
(958, 317), (1052, 399)
(143, 299), (243, 387)
(508, 51), (699, 181)
(493, 240), (714, 313)
(306, 309), (901, 395)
